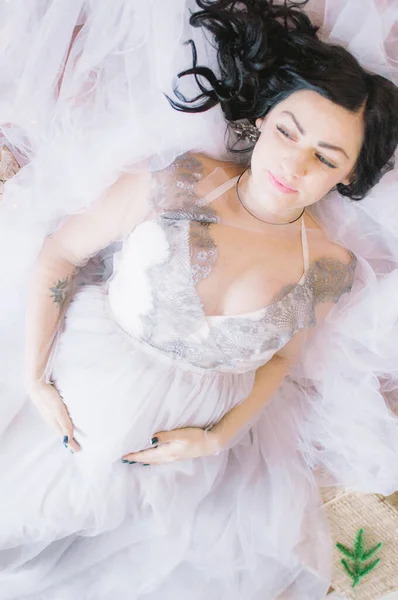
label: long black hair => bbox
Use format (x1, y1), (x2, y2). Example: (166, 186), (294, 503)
(169, 0), (398, 200)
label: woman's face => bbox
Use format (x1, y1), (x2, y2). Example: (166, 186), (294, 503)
(250, 89), (365, 215)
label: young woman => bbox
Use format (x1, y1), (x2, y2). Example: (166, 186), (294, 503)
(0, 1), (397, 599)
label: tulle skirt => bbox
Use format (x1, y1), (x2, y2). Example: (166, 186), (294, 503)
(0, 284), (333, 600)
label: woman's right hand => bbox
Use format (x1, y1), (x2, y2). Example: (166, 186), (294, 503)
(28, 380), (81, 452)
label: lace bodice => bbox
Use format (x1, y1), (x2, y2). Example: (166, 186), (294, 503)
(107, 154), (357, 373)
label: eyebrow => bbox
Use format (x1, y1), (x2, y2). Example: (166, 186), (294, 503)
(281, 110), (350, 160)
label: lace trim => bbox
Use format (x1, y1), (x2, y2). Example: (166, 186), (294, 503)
(140, 154), (221, 346)
(139, 220), (205, 345)
(149, 153), (204, 213)
(190, 220), (218, 284)
(150, 152), (221, 287)
(309, 254), (357, 304)
(272, 254), (357, 308)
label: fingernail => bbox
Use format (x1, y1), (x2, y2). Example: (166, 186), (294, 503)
(128, 461), (137, 465)
(121, 459), (129, 463)
(151, 437), (159, 445)
(63, 435), (69, 444)
(64, 443), (68, 449)
(143, 463), (150, 467)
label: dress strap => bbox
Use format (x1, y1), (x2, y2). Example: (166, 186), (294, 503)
(201, 178), (310, 275)
(201, 176), (240, 204)
(301, 215), (310, 272)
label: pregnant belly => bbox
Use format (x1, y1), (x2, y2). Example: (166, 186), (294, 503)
(51, 286), (255, 463)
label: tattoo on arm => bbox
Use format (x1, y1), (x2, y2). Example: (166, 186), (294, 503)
(49, 277), (71, 309)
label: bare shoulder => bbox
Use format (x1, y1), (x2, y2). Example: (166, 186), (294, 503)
(305, 212), (354, 266)
(113, 167), (151, 194)
(190, 152), (243, 178)
(111, 167), (151, 206)
(303, 211), (357, 308)
(317, 239), (354, 266)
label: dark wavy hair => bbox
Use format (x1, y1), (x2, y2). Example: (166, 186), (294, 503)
(169, 0), (398, 200)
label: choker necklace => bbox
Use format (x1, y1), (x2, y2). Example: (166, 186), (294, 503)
(236, 170), (305, 225)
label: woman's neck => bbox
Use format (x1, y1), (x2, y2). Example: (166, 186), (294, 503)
(237, 169), (305, 225)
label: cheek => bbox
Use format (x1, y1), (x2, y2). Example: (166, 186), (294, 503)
(252, 135), (270, 162)
(308, 171), (336, 196)
(304, 172), (342, 205)
(321, 170), (343, 191)
(251, 131), (276, 171)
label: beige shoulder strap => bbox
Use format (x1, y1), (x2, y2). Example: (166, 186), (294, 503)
(201, 176), (240, 204)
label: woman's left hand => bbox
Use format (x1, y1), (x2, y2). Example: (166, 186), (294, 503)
(122, 427), (221, 465)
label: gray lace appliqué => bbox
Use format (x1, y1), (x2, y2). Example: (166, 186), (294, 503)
(139, 154), (220, 357)
(190, 220), (218, 284)
(209, 254), (357, 365)
(150, 153), (204, 213)
(307, 254), (358, 304)
(149, 153), (220, 285)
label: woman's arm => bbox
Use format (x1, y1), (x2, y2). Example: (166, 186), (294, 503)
(209, 336), (301, 449)
(25, 172), (151, 447)
(122, 337), (301, 464)
(25, 171), (151, 387)
(25, 238), (79, 386)
(209, 297), (337, 450)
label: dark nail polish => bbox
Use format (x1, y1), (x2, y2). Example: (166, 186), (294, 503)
(143, 463), (150, 467)
(63, 435), (69, 444)
(151, 437), (159, 445)
(128, 461), (137, 465)
(64, 443), (68, 449)
(121, 459), (129, 463)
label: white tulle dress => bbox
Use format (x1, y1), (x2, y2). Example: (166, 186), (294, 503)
(0, 153), (357, 599)
(0, 1), (398, 599)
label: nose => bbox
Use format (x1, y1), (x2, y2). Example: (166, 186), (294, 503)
(280, 151), (308, 179)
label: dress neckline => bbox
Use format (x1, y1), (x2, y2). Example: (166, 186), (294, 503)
(193, 176), (311, 321)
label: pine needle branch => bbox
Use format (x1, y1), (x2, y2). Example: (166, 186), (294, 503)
(336, 528), (382, 588)
(354, 528), (364, 559)
(359, 558), (380, 578)
(362, 543), (382, 561)
(336, 542), (355, 559)
(341, 559), (355, 578)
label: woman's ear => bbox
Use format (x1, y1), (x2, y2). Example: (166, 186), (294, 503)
(255, 117), (264, 130)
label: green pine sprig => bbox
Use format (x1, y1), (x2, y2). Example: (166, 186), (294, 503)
(336, 528), (382, 588)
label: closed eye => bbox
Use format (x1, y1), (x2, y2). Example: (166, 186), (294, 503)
(276, 125), (294, 140)
(277, 125), (337, 169)
(316, 154), (337, 169)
